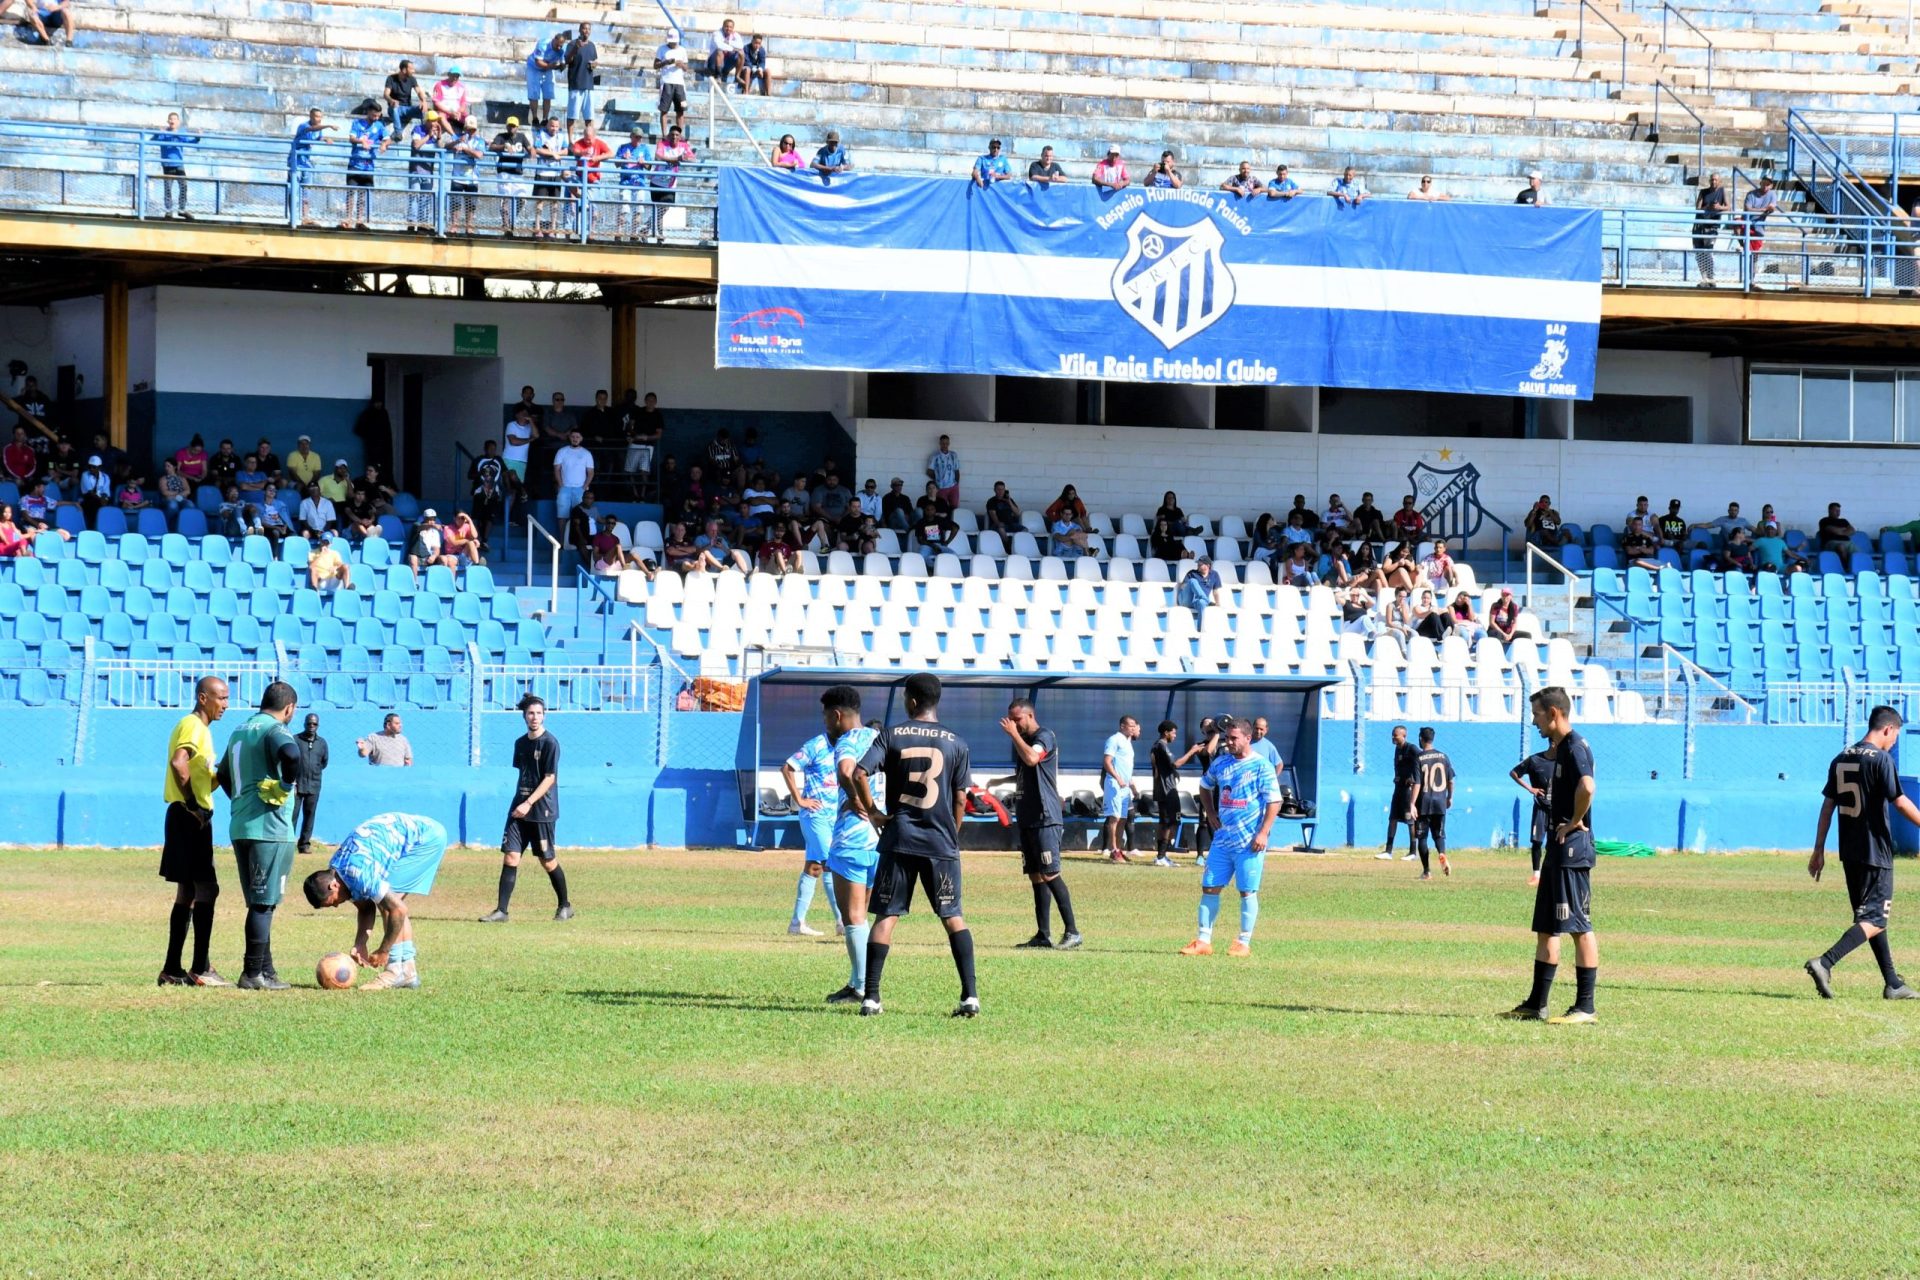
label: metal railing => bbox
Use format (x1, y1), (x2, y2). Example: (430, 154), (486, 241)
(477, 659), (654, 712)
(1786, 108), (1900, 223)
(1652, 1), (1715, 91)
(1595, 202), (1918, 296)
(525, 515), (562, 615)
(1781, 108), (1920, 206)
(1649, 80), (1707, 180)
(1575, 0), (1633, 93)
(1524, 543), (1583, 643)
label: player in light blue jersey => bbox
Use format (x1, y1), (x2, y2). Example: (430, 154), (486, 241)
(821, 686), (881, 1005)
(781, 731), (845, 937)
(1181, 717), (1281, 958)
(301, 812), (448, 990)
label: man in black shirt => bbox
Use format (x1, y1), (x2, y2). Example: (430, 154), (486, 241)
(999, 698), (1080, 950)
(480, 695), (574, 923)
(1377, 725), (1420, 861)
(384, 58), (423, 128)
(846, 673), (979, 1017)
(1503, 686), (1599, 1024)
(1408, 727), (1454, 880)
(1654, 500), (1689, 551)
(880, 477), (915, 532)
(1509, 749), (1556, 886)
(1805, 705), (1920, 1000)
(1150, 720), (1203, 866)
(294, 713), (329, 854)
(621, 391), (663, 496)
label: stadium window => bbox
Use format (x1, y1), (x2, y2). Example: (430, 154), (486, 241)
(1574, 394), (1690, 444)
(1319, 387), (1525, 438)
(1750, 364), (1920, 445)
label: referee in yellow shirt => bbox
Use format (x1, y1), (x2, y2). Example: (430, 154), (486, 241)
(158, 676), (230, 986)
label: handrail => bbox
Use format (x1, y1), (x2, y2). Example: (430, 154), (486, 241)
(1657, 642), (1758, 722)
(1649, 80), (1707, 180)
(525, 514), (561, 616)
(1656, 1), (1714, 91)
(1576, 0), (1632, 93)
(629, 618), (696, 685)
(1786, 108), (1900, 220)
(1523, 542), (1581, 643)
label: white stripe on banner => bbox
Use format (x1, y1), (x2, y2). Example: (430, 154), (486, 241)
(719, 243), (1599, 325)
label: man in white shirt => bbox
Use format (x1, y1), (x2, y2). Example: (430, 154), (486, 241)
(503, 407), (534, 485)
(743, 479), (777, 518)
(552, 429), (595, 522)
(654, 29), (689, 138)
(926, 433), (961, 508)
(298, 482), (337, 540)
(707, 18), (748, 91)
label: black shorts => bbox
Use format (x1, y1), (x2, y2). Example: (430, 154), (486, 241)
(346, 172), (374, 188)
(534, 180), (563, 197)
(451, 181), (478, 194)
(503, 816), (557, 860)
(1020, 824), (1062, 877)
(158, 801), (216, 884)
(1392, 782), (1414, 817)
(870, 851), (963, 919)
(1532, 864), (1593, 936)
(162, 164), (186, 178)
(1530, 807), (1551, 845)
(1845, 860), (1894, 929)
(659, 83), (688, 114)
(1416, 812), (1446, 839)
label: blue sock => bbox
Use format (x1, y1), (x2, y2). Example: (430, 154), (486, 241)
(1197, 893), (1222, 941)
(822, 871), (844, 927)
(844, 921), (870, 991)
(791, 871), (817, 927)
(1238, 893), (1259, 943)
(389, 940), (416, 965)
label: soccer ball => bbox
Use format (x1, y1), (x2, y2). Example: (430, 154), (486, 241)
(317, 953), (358, 990)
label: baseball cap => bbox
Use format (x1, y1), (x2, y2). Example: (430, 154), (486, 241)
(297, 434), (311, 443)
(88, 454), (101, 465)
(445, 64), (462, 75)
(665, 29), (680, 41)
(422, 508), (437, 519)
(1106, 144), (1120, 154)
(506, 115), (521, 126)
(425, 110), (440, 121)
(825, 130), (841, 142)
(1500, 586), (1512, 595)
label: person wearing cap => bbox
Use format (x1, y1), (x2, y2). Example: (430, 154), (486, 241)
(490, 116), (534, 237)
(654, 28), (689, 139)
(1267, 163), (1300, 200)
(307, 530), (353, 592)
(707, 17), (749, 91)
(1487, 587), (1521, 646)
(78, 453), (111, 525)
(812, 130), (852, 182)
(446, 117), (485, 236)
(1179, 555), (1222, 625)
(1092, 145), (1129, 193)
(383, 57), (424, 130)
(294, 713), (330, 855)
(319, 458), (353, 505)
(570, 119), (612, 234)
(971, 138), (1010, 187)
(612, 126), (650, 241)
(343, 100), (391, 231)
(527, 29), (569, 127)
(565, 21), (599, 141)
(650, 125), (697, 242)
(407, 509), (457, 580)
(430, 63), (471, 133)
(285, 435), (323, 488)
(1516, 171), (1549, 207)
(405, 110), (446, 233)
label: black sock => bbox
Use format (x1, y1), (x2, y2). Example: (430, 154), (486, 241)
(1529, 842), (1543, 872)
(1417, 839), (1429, 875)
(864, 939), (889, 1002)
(1869, 933), (1902, 988)
(949, 927), (977, 1000)
(1048, 877), (1077, 934)
(1031, 882), (1051, 935)
(1824, 923), (1869, 968)
(1574, 965), (1597, 1013)
(164, 900), (190, 972)
(1432, 826), (1446, 855)
(547, 865), (569, 908)
(190, 896), (216, 973)
(496, 864), (518, 913)
(1527, 959), (1557, 1010)
(243, 905), (273, 975)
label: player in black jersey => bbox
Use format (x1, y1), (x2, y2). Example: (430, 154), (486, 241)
(479, 694), (572, 923)
(1408, 727), (1454, 880)
(845, 673), (981, 1018)
(1805, 705), (1920, 1000)
(1149, 720), (1204, 866)
(1190, 717), (1221, 865)
(1502, 687), (1600, 1024)
(1377, 725), (1421, 861)
(998, 698), (1081, 950)
(1510, 749), (1555, 886)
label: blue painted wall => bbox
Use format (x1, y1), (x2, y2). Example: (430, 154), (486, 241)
(147, 392), (365, 478)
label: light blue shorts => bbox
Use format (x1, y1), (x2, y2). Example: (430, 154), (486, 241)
(825, 846), (877, 887)
(378, 818), (449, 896)
(1102, 785), (1131, 819)
(527, 69), (553, 100)
(567, 87), (594, 121)
(799, 810), (834, 862)
(1202, 845), (1265, 893)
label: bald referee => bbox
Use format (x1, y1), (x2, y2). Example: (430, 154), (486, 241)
(157, 676), (230, 987)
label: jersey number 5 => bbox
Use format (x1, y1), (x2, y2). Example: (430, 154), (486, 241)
(896, 746), (945, 810)
(1834, 761), (1863, 818)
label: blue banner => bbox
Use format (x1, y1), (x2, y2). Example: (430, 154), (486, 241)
(716, 168), (1602, 399)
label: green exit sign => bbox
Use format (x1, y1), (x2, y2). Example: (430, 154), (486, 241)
(453, 323), (498, 357)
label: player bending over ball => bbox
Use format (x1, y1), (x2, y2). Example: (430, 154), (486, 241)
(302, 812), (449, 990)
(1181, 716), (1280, 958)
(781, 726), (844, 937)
(1805, 705), (1920, 1000)
(1501, 687), (1600, 1024)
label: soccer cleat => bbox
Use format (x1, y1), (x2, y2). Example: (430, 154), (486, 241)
(361, 966), (419, 991)
(238, 972), (291, 991)
(834, 923), (846, 937)
(788, 921), (824, 937)
(859, 998), (884, 1017)
(554, 905), (575, 922)
(950, 997), (980, 1019)
(1056, 932), (1084, 950)
(1548, 1008), (1597, 1025)
(1375, 850), (1395, 860)
(1013, 933), (1054, 949)
(1226, 940), (1252, 958)
(1153, 855), (1174, 867)
(1805, 957), (1835, 999)
(1418, 873), (1432, 882)
(1401, 851), (1419, 861)
(1108, 850), (1131, 863)
(1498, 1003), (1545, 1021)
(825, 985), (863, 1005)
(189, 968), (229, 988)
(1885, 983), (1920, 1000)
(478, 909), (510, 923)
(1179, 939), (1213, 956)
(157, 969), (194, 986)
(1439, 854), (1451, 877)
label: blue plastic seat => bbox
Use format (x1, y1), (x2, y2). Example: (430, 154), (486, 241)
(241, 535), (273, 567)
(99, 559), (132, 593)
(476, 619), (508, 654)
(382, 565), (413, 595)
(139, 559), (175, 593)
(58, 613), (92, 644)
(74, 530), (107, 563)
(424, 565), (456, 597)
(323, 674), (358, 707)
(281, 537), (311, 566)
(405, 673), (437, 707)
(147, 614), (181, 644)
(136, 508), (169, 538)
(331, 588), (366, 622)
(101, 611), (135, 654)
(313, 616), (347, 652)
(367, 672), (400, 705)
(372, 591), (404, 623)
(264, 561), (296, 593)
(452, 592), (484, 624)
(340, 643), (375, 673)
(200, 536), (232, 567)
(247, 588), (278, 620)
(163, 584), (196, 617)
(463, 565), (496, 595)
(222, 561), (257, 592)
(377, 516), (405, 544)
(207, 587), (240, 621)
(271, 615), (303, 647)
(54, 558), (88, 589)
(187, 613), (221, 647)
(116, 533), (151, 564)
(360, 538), (393, 568)
(391, 493), (421, 520)
(121, 585), (155, 621)
(176, 508), (208, 538)
(1559, 545), (1587, 572)
(33, 584), (69, 615)
(197, 484), (223, 513)
(14, 613), (46, 645)
(409, 594), (444, 622)
(490, 594), (520, 623)
(94, 508), (128, 537)
(11, 558), (44, 590)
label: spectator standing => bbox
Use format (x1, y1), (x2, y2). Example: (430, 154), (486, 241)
(650, 126), (696, 242)
(927, 434), (961, 507)
(1028, 146), (1066, 184)
(295, 713), (329, 855)
(612, 127), (650, 240)
(383, 58), (424, 129)
(502, 410), (534, 488)
(1101, 717), (1141, 862)
(565, 22), (599, 141)
(621, 390), (664, 487)
(570, 120), (611, 233)
(654, 29), (688, 139)
(152, 112), (200, 219)
(532, 117), (569, 239)
(469, 441), (506, 550)
(358, 713), (413, 766)
(491, 117), (534, 237)
(812, 130), (852, 182)
(526, 30), (568, 127)
(404, 111), (445, 233)
(743, 33), (771, 94)
(287, 108), (335, 226)
(1145, 151), (1181, 189)
(972, 139), (1011, 187)
(1515, 172), (1549, 206)
(552, 430), (595, 523)
(1330, 166), (1367, 207)
(1092, 146), (1129, 192)
(1220, 161), (1264, 198)
(1693, 174), (1729, 285)
(1266, 163), (1299, 200)
(1742, 177), (1779, 255)
(342, 101), (390, 231)
(429, 65), (471, 133)
(446, 119), (484, 236)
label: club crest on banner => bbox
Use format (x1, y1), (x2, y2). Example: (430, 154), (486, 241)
(1408, 457), (1510, 543)
(1110, 213), (1236, 350)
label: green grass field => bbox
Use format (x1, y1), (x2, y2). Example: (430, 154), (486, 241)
(4, 842), (1918, 1278)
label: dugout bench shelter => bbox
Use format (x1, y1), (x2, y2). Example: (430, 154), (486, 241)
(736, 668), (1335, 852)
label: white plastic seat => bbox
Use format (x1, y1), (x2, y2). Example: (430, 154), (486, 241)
(894, 555), (927, 580)
(1107, 558), (1138, 583)
(872, 529), (902, 556)
(1010, 532), (1042, 559)
(825, 550), (857, 577)
(951, 508), (979, 533)
(974, 530), (1006, 558)
(1111, 534), (1142, 561)
(1140, 559), (1171, 583)
(1072, 556), (1104, 581)
(1211, 537), (1241, 565)
(615, 570), (651, 604)
(1085, 511), (1115, 536)
(1020, 510), (1046, 535)
(1003, 556), (1035, 581)
(933, 553), (965, 579)
(1120, 513), (1149, 537)
(1038, 557), (1070, 581)
(967, 555), (1001, 581)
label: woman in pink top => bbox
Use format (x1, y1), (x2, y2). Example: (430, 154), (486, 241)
(442, 510), (484, 566)
(174, 434), (208, 485)
(0, 504), (28, 557)
(771, 133), (804, 172)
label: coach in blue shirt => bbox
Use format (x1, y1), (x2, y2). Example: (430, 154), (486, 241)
(152, 111), (200, 218)
(972, 138), (1010, 187)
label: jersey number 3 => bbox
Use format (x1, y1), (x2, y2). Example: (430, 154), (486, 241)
(896, 746), (945, 810)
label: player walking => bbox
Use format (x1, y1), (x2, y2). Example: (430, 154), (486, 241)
(1409, 727), (1454, 879)
(1180, 716), (1281, 957)
(302, 812), (450, 990)
(1101, 715), (1140, 862)
(821, 685), (880, 1005)
(1376, 725), (1420, 861)
(1510, 749), (1555, 887)
(1150, 720), (1203, 866)
(480, 694), (573, 923)
(847, 673), (980, 1017)
(1804, 705), (1920, 1000)
(157, 675), (230, 987)
(780, 730), (844, 937)
(217, 681), (303, 990)
(1000, 698), (1081, 950)
(1502, 687), (1600, 1024)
